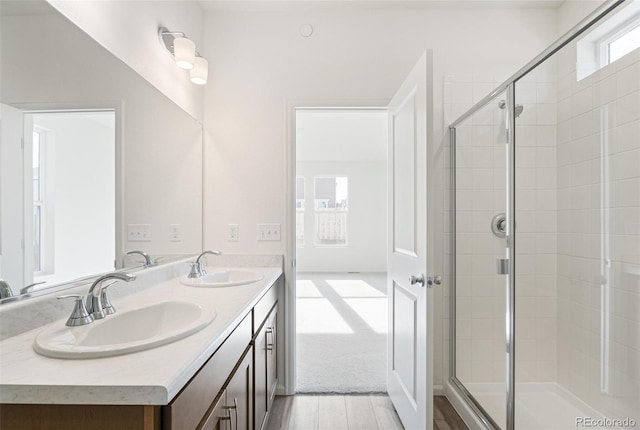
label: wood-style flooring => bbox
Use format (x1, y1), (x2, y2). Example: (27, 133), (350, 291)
(265, 394), (469, 430)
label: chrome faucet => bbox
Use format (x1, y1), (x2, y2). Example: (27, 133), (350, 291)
(126, 250), (155, 267)
(188, 250), (222, 278)
(0, 279), (13, 299)
(86, 272), (136, 320)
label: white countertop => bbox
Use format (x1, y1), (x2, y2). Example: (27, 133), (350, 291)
(0, 266), (282, 405)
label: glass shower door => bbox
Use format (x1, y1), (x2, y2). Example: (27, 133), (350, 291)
(451, 90), (510, 429)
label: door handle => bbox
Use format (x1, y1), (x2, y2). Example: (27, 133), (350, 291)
(409, 274), (425, 286)
(426, 275), (442, 287)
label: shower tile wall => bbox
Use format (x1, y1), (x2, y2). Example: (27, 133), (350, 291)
(514, 62), (559, 384)
(446, 70), (558, 385)
(555, 42), (640, 422)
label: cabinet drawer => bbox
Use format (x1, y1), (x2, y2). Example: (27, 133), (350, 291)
(201, 390), (227, 430)
(253, 284), (277, 333)
(164, 315), (252, 430)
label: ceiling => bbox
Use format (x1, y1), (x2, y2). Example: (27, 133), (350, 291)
(296, 109), (388, 162)
(199, 0), (566, 11)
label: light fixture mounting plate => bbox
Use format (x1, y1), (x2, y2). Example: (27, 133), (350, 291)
(159, 26), (178, 55)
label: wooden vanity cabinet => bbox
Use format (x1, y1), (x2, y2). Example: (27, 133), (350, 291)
(254, 304), (278, 430)
(265, 306), (278, 408)
(168, 283), (278, 430)
(202, 346), (253, 430)
(164, 315), (252, 430)
(225, 346), (253, 430)
(201, 390), (229, 430)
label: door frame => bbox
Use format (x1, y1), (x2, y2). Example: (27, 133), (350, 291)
(283, 99), (389, 395)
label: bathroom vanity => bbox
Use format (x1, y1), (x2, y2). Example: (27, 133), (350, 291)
(0, 261), (282, 430)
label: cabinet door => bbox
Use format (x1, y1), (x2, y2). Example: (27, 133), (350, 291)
(254, 322), (268, 430)
(266, 307), (278, 407)
(226, 349), (253, 430)
(202, 391), (229, 430)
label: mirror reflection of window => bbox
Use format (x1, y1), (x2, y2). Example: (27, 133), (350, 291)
(296, 176), (305, 246)
(27, 111), (116, 286)
(313, 176), (348, 246)
(32, 129), (44, 273)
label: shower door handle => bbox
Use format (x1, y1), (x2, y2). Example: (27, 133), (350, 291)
(497, 259), (509, 275)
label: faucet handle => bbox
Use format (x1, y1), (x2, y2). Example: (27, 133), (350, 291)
(99, 281), (118, 315)
(20, 281), (46, 295)
(57, 295), (94, 326)
(187, 261), (203, 278)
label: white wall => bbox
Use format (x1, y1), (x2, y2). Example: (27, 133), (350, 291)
(32, 113), (115, 285)
(202, 6), (557, 253)
(296, 160), (387, 272)
(47, 0), (205, 121)
(557, 0), (606, 35)
(202, 5), (559, 390)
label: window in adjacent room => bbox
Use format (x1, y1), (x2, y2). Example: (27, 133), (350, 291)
(296, 176), (305, 246)
(313, 176), (348, 246)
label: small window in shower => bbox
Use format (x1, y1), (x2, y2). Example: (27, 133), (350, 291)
(576, 1), (640, 80)
(601, 19), (640, 65)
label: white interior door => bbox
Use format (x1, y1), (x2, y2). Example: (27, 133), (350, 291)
(386, 51), (433, 430)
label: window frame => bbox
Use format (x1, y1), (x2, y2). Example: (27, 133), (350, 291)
(31, 126), (54, 276)
(598, 13), (640, 67)
(296, 175), (305, 247)
(312, 175), (349, 247)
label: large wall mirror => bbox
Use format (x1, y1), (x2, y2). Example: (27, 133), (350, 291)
(0, 1), (203, 302)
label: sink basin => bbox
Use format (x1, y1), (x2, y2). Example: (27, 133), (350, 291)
(34, 301), (216, 359)
(180, 270), (264, 288)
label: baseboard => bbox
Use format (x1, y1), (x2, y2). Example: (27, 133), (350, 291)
(434, 384), (445, 395)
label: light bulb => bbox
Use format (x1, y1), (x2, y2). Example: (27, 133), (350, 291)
(190, 56), (208, 85)
(174, 37), (195, 70)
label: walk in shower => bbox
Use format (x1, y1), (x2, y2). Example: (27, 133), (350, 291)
(448, 0), (640, 428)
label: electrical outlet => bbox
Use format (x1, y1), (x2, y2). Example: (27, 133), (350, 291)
(228, 224), (239, 241)
(257, 223), (281, 241)
(170, 224), (182, 242)
(128, 224), (151, 242)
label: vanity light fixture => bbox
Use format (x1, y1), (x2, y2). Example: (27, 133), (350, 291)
(173, 37), (196, 69)
(190, 56), (208, 85)
(159, 27), (208, 85)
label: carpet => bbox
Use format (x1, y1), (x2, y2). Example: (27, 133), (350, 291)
(295, 272), (387, 393)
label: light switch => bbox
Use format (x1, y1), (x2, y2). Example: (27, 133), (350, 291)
(128, 224), (151, 242)
(257, 223), (281, 241)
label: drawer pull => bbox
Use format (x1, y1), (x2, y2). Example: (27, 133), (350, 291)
(223, 397), (238, 430)
(266, 326), (274, 351)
